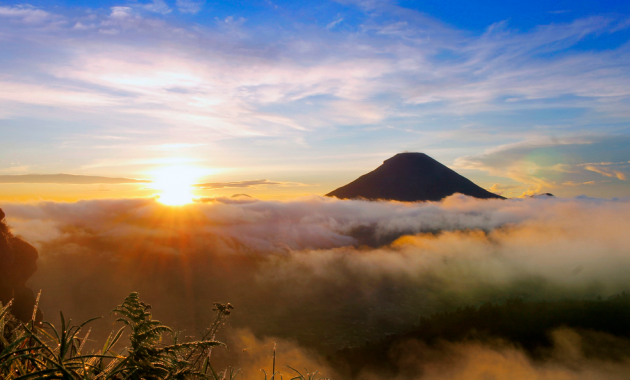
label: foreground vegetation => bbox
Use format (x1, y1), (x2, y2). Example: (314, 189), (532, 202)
(9, 287), (630, 379)
(0, 292), (326, 380)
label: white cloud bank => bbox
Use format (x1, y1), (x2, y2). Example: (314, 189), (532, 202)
(1, 195), (629, 328)
(2, 195), (630, 377)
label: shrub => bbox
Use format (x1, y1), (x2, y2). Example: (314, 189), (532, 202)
(0, 292), (228, 379)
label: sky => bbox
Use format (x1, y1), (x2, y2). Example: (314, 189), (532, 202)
(1, 0), (630, 201)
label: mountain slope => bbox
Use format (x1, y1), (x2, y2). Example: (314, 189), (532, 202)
(326, 153), (504, 202)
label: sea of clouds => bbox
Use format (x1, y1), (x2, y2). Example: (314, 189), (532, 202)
(2, 194), (630, 379)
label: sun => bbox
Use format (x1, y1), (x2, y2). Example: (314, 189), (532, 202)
(152, 166), (202, 206)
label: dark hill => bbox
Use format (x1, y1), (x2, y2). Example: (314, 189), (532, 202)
(326, 152), (503, 202)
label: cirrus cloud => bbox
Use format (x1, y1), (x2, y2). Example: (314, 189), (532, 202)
(0, 174), (152, 184)
(193, 179), (309, 190)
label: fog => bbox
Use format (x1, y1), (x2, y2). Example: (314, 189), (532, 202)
(2, 194), (630, 378)
(359, 328), (630, 380)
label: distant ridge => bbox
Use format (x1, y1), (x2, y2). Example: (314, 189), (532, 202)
(326, 152), (504, 202)
(531, 193), (554, 198)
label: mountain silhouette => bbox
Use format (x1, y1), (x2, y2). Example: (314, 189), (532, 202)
(531, 193), (555, 198)
(326, 152), (504, 202)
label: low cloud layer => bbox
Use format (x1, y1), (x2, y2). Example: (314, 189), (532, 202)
(2, 195), (630, 378)
(364, 328), (630, 380)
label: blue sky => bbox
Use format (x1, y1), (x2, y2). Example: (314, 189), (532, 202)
(0, 0), (629, 200)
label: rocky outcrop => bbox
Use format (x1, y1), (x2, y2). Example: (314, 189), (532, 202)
(0, 208), (43, 323)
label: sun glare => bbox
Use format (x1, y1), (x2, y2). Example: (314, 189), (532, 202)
(152, 166), (203, 206)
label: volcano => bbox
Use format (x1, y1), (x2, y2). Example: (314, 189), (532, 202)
(326, 152), (504, 202)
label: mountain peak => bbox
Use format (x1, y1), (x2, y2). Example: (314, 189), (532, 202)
(384, 152), (429, 162)
(383, 152), (438, 164)
(326, 152), (503, 202)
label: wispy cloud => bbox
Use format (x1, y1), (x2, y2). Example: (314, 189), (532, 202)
(176, 0), (205, 14)
(142, 0), (171, 14)
(194, 179), (308, 189)
(580, 161), (629, 180)
(454, 137), (589, 190)
(326, 17), (344, 29)
(487, 183), (522, 196)
(0, 174), (151, 184)
(562, 180), (596, 186)
(2, 6), (629, 137)
(0, 3), (629, 197)
(0, 4), (51, 24)
(454, 136), (630, 195)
